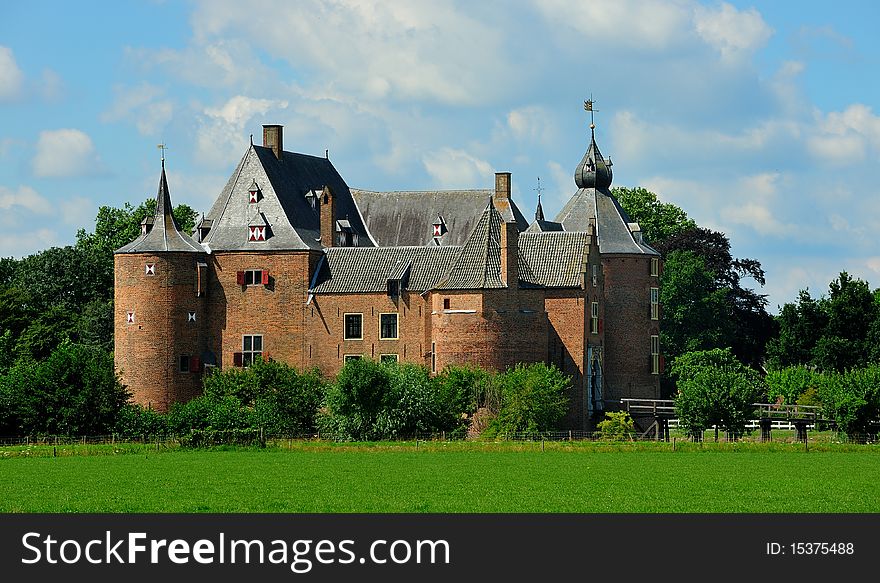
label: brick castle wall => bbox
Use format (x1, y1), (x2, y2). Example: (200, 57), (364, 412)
(601, 255), (660, 404)
(114, 252), (208, 412)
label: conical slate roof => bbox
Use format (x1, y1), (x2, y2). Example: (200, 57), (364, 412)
(436, 200), (505, 289)
(116, 163), (203, 254)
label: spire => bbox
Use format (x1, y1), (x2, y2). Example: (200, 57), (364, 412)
(534, 177), (545, 221)
(574, 99), (613, 190)
(155, 160), (181, 233)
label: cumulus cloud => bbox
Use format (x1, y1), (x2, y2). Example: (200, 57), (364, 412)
(195, 95), (289, 167)
(423, 148), (493, 188)
(693, 2), (773, 61)
(101, 83), (174, 136)
(807, 104), (880, 165)
(32, 129), (102, 178)
(159, 0), (516, 105)
(0, 46), (24, 101)
(0, 185), (53, 215)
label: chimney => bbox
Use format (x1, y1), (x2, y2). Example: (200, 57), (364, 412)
(320, 185), (336, 248)
(500, 221), (519, 289)
(494, 172), (511, 209)
(262, 124), (283, 160)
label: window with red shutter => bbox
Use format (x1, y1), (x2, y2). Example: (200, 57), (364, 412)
(237, 271), (245, 285)
(261, 270), (270, 285)
(233, 352), (243, 367)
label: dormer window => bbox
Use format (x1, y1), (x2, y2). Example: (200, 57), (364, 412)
(248, 179), (262, 204)
(306, 189), (321, 211)
(248, 226), (267, 241)
(140, 216), (154, 236)
(336, 219), (357, 247)
(432, 215), (447, 243)
(197, 218), (213, 242)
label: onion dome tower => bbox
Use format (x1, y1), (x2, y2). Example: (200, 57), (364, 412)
(114, 159), (208, 411)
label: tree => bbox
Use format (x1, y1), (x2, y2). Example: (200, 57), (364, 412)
(671, 348), (764, 440)
(492, 363), (570, 435)
(657, 228), (773, 368)
(767, 272), (880, 372)
(818, 365), (880, 439)
(612, 186), (697, 246)
(2, 342), (129, 436)
(765, 366), (823, 406)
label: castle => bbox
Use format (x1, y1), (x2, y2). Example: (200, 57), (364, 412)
(114, 116), (661, 429)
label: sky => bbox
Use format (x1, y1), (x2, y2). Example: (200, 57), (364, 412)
(1, 0), (879, 313)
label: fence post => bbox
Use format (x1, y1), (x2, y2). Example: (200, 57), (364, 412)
(568, 430), (572, 442)
(672, 437), (675, 452)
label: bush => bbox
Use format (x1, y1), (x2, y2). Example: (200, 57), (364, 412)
(671, 348), (763, 440)
(596, 411), (634, 440)
(766, 366), (822, 406)
(434, 364), (494, 433)
(114, 404), (168, 438)
(818, 365), (880, 438)
(2, 341), (129, 436)
(492, 363), (570, 435)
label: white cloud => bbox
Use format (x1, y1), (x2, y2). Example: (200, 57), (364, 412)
(422, 148), (493, 188)
(693, 2), (773, 61)
(101, 83), (174, 136)
(174, 0), (514, 105)
(0, 46), (24, 101)
(0, 185), (53, 215)
(32, 129), (101, 178)
(807, 104), (880, 165)
(195, 95), (289, 167)
(506, 106), (555, 145)
(534, 0), (692, 51)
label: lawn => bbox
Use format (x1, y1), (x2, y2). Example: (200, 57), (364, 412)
(2, 441), (879, 512)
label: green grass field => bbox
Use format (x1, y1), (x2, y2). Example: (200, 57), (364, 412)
(2, 441), (880, 512)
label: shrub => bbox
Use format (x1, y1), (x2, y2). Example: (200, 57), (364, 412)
(596, 411), (634, 440)
(766, 366), (822, 406)
(114, 404), (168, 438)
(671, 348), (763, 440)
(493, 363), (570, 435)
(818, 365), (880, 438)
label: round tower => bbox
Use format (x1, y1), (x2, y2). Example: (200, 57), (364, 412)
(114, 162), (208, 412)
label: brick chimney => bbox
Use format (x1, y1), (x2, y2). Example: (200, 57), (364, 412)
(494, 172), (511, 207)
(262, 124), (283, 160)
(500, 221), (519, 289)
(320, 185), (336, 248)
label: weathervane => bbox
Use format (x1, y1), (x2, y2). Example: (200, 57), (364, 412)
(533, 176), (544, 199)
(584, 95), (597, 129)
(157, 143), (168, 165)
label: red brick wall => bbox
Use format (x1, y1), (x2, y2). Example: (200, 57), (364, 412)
(601, 255), (660, 404)
(114, 252), (208, 412)
(305, 290), (432, 375)
(205, 250), (318, 372)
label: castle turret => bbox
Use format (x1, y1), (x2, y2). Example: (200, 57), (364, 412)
(114, 161), (208, 411)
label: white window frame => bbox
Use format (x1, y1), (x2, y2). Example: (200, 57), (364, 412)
(651, 335), (660, 375)
(379, 313), (399, 340)
(244, 269), (263, 286)
(651, 257), (659, 277)
(431, 341), (436, 373)
(590, 301), (599, 335)
(343, 313), (363, 340)
(242, 334), (263, 367)
(650, 287), (659, 320)
(343, 354), (363, 363)
(380, 354), (399, 364)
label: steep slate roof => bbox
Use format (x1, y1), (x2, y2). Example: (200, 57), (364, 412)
(201, 145), (372, 251)
(350, 188), (529, 246)
(554, 128), (659, 256)
(116, 163), (203, 254)
(525, 219), (565, 233)
(436, 201), (505, 290)
(518, 232), (590, 288)
(310, 246), (460, 294)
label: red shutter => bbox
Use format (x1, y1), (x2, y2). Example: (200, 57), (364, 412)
(659, 355), (666, 374)
(233, 352), (243, 367)
(261, 270), (270, 285)
(190, 356), (200, 372)
(598, 318), (603, 334)
(237, 271), (245, 285)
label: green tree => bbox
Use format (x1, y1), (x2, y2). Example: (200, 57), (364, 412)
(492, 363), (570, 435)
(671, 348), (763, 440)
(765, 366), (823, 406)
(818, 365), (880, 439)
(3, 342), (129, 436)
(612, 186), (697, 246)
(766, 289), (828, 369)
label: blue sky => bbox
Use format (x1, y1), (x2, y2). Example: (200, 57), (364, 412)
(1, 0), (879, 312)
